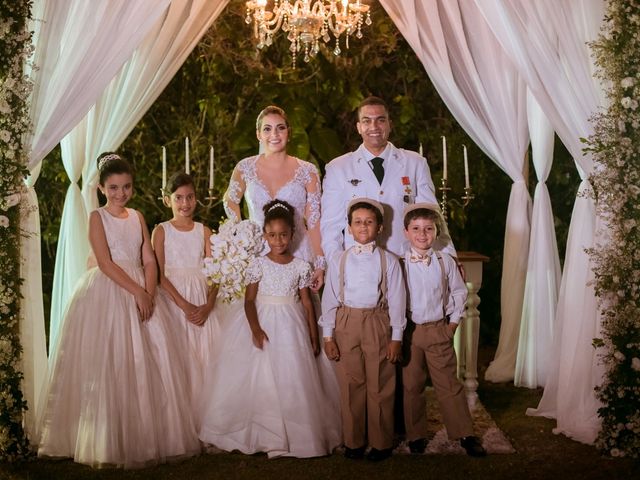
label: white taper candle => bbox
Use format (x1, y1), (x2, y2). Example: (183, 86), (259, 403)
(185, 137), (190, 174)
(442, 136), (447, 181)
(162, 146), (167, 189)
(463, 145), (470, 188)
(209, 146), (215, 190)
(419, 142), (423, 157)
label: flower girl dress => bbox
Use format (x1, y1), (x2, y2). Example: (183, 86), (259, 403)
(158, 220), (219, 425)
(37, 208), (199, 468)
(198, 256), (341, 458)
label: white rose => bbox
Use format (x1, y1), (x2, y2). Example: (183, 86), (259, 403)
(0, 215), (9, 228)
(631, 357), (640, 371)
(3, 193), (20, 209)
(621, 97), (633, 108)
(621, 77), (635, 88)
(613, 351), (625, 362)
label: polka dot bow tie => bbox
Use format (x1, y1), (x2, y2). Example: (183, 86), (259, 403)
(353, 243), (375, 254)
(409, 252), (432, 266)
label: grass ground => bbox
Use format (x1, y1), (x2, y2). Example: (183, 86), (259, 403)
(1, 348), (638, 480)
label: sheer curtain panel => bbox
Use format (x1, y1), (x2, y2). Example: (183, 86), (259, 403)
(475, 0), (606, 443)
(379, 0), (531, 383)
(27, 0), (171, 168)
(19, 166), (47, 441)
(514, 90), (561, 388)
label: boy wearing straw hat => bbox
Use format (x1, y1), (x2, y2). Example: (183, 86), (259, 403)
(401, 203), (486, 457)
(320, 197), (406, 462)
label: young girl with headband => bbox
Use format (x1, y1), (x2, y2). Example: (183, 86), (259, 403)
(199, 199), (341, 458)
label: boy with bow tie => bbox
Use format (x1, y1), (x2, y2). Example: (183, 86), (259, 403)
(401, 203), (486, 457)
(320, 197), (406, 462)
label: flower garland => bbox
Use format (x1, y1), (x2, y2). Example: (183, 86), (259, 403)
(0, 1), (33, 460)
(202, 219), (264, 303)
(587, 0), (640, 459)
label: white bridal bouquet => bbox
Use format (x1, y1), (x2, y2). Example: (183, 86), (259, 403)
(202, 218), (264, 303)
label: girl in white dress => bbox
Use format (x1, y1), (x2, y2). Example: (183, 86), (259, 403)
(198, 200), (341, 458)
(152, 172), (218, 426)
(37, 153), (200, 468)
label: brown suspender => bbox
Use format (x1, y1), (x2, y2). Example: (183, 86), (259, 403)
(338, 247), (388, 307)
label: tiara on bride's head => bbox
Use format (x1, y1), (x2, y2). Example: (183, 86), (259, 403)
(267, 202), (288, 213)
(98, 153), (121, 170)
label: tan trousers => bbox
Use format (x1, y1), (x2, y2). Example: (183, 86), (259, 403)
(403, 319), (473, 440)
(335, 305), (395, 450)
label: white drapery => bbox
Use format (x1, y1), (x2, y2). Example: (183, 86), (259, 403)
(22, 0), (170, 439)
(48, 137), (91, 355)
(379, 0), (531, 383)
(26, 0), (172, 169)
(514, 90), (561, 388)
(19, 166), (47, 442)
(50, 0), (230, 349)
(476, 0), (606, 443)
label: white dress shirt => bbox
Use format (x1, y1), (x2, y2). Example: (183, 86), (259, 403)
(321, 142), (456, 257)
(403, 248), (467, 325)
(320, 244), (406, 341)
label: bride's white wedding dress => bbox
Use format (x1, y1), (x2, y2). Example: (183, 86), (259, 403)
(223, 155), (321, 263)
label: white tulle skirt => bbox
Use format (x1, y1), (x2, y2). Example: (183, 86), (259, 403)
(37, 263), (200, 468)
(198, 296), (342, 458)
(160, 268), (220, 427)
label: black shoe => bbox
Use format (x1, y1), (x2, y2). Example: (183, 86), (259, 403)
(366, 447), (393, 462)
(460, 436), (487, 457)
(344, 446), (366, 460)
(408, 438), (427, 454)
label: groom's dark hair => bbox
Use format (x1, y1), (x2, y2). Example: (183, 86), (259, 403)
(357, 96), (389, 117)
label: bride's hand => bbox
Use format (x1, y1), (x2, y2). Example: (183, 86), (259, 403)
(310, 268), (324, 292)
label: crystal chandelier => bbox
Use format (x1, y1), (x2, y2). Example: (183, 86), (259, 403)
(245, 0), (372, 65)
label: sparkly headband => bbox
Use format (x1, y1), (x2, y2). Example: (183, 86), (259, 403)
(98, 153), (121, 171)
(267, 202), (288, 213)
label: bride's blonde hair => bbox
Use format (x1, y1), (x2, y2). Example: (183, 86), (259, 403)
(256, 105), (291, 135)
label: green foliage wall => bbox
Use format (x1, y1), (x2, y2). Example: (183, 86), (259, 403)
(36, 0), (579, 345)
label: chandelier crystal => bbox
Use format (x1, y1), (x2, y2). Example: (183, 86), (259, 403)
(245, 0), (372, 66)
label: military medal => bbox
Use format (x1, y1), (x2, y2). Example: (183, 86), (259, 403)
(402, 176), (414, 203)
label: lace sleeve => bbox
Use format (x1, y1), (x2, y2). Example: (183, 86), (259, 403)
(298, 259), (313, 289)
(304, 165), (321, 229)
(245, 257), (263, 285)
(303, 163), (325, 267)
(223, 163), (246, 223)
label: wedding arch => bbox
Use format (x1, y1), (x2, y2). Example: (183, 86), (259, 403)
(2, 0), (634, 461)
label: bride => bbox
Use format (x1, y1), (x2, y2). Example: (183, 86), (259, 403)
(198, 106), (340, 457)
(222, 105), (326, 289)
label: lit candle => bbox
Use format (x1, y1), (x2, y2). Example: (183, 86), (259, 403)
(185, 137), (190, 174)
(463, 145), (470, 189)
(162, 146), (167, 189)
(419, 142), (423, 157)
(442, 135), (447, 181)
(209, 146), (215, 190)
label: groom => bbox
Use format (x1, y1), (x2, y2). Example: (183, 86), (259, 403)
(321, 96), (455, 258)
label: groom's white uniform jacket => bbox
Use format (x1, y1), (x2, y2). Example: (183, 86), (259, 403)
(321, 142), (456, 258)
